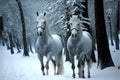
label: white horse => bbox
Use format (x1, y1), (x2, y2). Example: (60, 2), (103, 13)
(35, 12), (64, 75)
(67, 15), (92, 78)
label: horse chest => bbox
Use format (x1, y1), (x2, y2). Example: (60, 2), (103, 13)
(41, 44), (48, 50)
(39, 41), (51, 54)
(68, 38), (83, 55)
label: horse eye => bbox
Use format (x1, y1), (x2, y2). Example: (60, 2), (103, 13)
(43, 21), (46, 24)
(36, 21), (38, 24)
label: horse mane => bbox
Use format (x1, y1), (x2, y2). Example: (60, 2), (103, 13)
(69, 15), (80, 23)
(37, 14), (52, 37)
(69, 15), (83, 37)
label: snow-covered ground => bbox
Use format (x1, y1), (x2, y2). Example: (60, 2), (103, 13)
(0, 44), (120, 80)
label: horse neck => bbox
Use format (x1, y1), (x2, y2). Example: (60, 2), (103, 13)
(78, 28), (83, 39)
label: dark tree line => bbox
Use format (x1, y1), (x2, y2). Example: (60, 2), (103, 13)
(0, 0), (33, 55)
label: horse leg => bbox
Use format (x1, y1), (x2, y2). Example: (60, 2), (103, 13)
(41, 62), (45, 75)
(77, 61), (81, 78)
(78, 53), (85, 78)
(86, 55), (92, 78)
(71, 63), (75, 78)
(56, 60), (60, 75)
(38, 55), (45, 75)
(45, 59), (50, 75)
(55, 54), (60, 75)
(70, 55), (75, 78)
(45, 52), (52, 75)
(78, 62), (85, 78)
(51, 58), (56, 75)
(56, 51), (63, 75)
(81, 64), (85, 78)
(55, 56), (60, 75)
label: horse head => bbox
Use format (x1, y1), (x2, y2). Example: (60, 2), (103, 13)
(36, 12), (47, 36)
(69, 15), (82, 39)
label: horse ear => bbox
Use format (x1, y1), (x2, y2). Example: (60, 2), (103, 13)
(44, 12), (46, 16)
(36, 12), (39, 16)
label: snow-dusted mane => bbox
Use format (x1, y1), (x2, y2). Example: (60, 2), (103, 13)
(69, 15), (80, 23)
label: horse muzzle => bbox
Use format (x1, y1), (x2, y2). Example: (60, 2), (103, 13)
(37, 27), (44, 36)
(72, 34), (77, 39)
(37, 31), (43, 36)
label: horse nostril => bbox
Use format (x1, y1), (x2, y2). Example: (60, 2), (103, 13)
(75, 34), (77, 37)
(40, 32), (42, 36)
(72, 34), (77, 38)
(37, 32), (42, 36)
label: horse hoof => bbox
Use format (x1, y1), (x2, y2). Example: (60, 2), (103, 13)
(72, 74), (75, 78)
(82, 76), (85, 78)
(43, 73), (45, 76)
(88, 75), (91, 78)
(73, 76), (75, 78)
(79, 75), (82, 78)
(57, 73), (59, 75)
(79, 75), (85, 78)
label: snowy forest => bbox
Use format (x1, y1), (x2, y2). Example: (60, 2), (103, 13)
(0, 0), (120, 80)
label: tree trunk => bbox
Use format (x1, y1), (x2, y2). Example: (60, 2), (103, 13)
(83, 0), (96, 62)
(64, 0), (70, 61)
(16, 0), (29, 56)
(0, 16), (3, 44)
(114, 1), (119, 50)
(82, 0), (90, 32)
(28, 38), (33, 53)
(16, 38), (21, 53)
(107, 16), (114, 46)
(8, 32), (14, 54)
(118, 0), (120, 31)
(95, 0), (114, 69)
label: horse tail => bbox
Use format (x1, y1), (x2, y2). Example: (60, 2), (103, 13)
(55, 34), (64, 74)
(58, 54), (64, 74)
